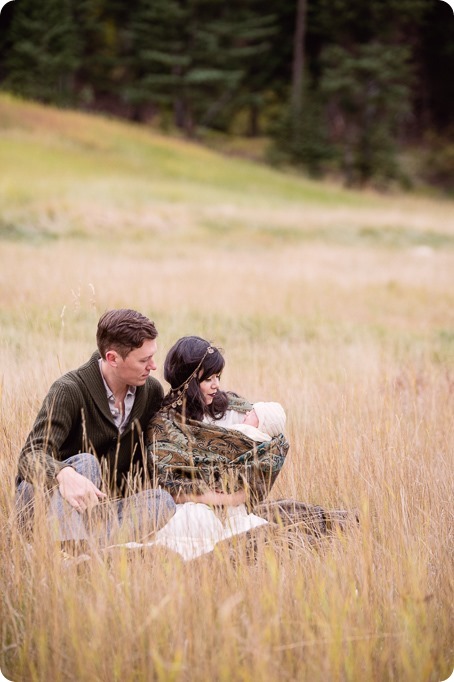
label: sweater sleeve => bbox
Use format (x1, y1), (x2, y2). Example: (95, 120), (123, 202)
(17, 379), (81, 486)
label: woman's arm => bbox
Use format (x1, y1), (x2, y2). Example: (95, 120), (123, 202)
(175, 489), (246, 506)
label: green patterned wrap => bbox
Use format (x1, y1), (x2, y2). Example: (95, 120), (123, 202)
(146, 397), (289, 504)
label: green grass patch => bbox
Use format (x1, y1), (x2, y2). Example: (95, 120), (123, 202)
(201, 217), (454, 249)
(0, 93), (375, 211)
(0, 216), (58, 242)
(433, 329), (454, 364)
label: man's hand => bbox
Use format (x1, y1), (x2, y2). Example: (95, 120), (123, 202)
(56, 466), (107, 513)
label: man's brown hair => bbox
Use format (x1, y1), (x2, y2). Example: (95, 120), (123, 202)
(96, 309), (158, 359)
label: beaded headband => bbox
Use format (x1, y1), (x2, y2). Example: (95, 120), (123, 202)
(167, 344), (215, 409)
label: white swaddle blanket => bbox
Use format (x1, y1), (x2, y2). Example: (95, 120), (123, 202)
(107, 502), (268, 561)
(152, 502), (268, 560)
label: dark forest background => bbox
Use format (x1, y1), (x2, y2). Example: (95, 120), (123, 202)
(0, 0), (453, 189)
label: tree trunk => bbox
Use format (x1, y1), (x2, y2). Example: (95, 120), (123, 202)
(248, 102), (259, 137)
(174, 95), (194, 137)
(291, 0), (307, 138)
(174, 97), (186, 130)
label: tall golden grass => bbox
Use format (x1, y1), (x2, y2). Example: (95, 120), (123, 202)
(0, 94), (453, 681)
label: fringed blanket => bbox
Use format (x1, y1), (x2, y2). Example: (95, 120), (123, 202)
(146, 407), (289, 504)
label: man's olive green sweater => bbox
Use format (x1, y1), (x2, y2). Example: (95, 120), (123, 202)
(17, 351), (163, 494)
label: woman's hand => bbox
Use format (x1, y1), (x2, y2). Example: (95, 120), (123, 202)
(176, 489), (246, 507)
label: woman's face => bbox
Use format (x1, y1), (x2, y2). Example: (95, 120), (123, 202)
(199, 372), (221, 405)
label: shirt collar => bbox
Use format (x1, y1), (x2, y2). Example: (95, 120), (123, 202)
(98, 359), (136, 399)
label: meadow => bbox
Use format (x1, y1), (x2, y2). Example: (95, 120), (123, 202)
(0, 92), (453, 681)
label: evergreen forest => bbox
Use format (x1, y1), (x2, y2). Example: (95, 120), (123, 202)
(0, 0), (453, 189)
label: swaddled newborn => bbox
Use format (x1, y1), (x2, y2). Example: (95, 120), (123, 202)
(230, 401), (286, 442)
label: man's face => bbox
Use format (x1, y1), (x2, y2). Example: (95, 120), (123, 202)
(110, 339), (158, 387)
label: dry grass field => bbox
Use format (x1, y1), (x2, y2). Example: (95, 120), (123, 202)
(0, 93), (453, 681)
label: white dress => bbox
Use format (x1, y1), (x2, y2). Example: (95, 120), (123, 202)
(106, 503), (267, 561)
(151, 501), (267, 561)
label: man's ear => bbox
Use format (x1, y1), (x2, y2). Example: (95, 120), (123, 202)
(105, 350), (119, 367)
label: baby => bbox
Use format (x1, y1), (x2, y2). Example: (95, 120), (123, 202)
(230, 401), (286, 442)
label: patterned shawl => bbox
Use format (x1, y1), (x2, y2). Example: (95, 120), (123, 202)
(146, 396), (289, 504)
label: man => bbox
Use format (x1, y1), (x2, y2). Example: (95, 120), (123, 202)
(16, 308), (176, 550)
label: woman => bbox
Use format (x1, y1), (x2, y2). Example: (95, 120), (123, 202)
(145, 336), (289, 560)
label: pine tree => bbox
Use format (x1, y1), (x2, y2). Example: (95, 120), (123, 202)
(205, 0), (279, 136)
(3, 0), (81, 105)
(122, 0), (190, 124)
(320, 42), (412, 185)
(73, 0), (110, 105)
(124, 0), (278, 135)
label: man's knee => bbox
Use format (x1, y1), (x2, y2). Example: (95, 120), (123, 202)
(112, 489), (175, 541)
(63, 453), (101, 486)
(134, 488), (176, 529)
(15, 480), (35, 535)
(153, 489), (176, 525)
(16, 480), (34, 505)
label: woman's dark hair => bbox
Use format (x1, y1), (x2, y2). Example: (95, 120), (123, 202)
(163, 336), (229, 421)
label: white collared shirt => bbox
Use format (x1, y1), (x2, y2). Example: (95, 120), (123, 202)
(98, 359), (136, 433)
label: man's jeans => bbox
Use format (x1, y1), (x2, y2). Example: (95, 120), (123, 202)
(15, 453), (176, 545)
